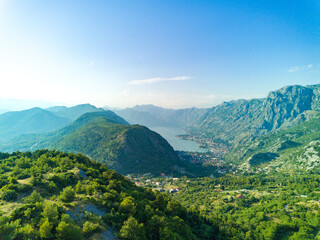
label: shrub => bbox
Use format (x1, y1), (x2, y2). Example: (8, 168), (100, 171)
(24, 190), (43, 204)
(59, 186), (75, 203)
(39, 218), (52, 239)
(56, 221), (82, 240)
(82, 221), (102, 237)
(1, 189), (17, 201)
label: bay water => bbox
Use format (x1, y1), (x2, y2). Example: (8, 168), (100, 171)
(149, 126), (204, 152)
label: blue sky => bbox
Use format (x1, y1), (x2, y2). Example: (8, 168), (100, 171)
(0, 0), (319, 109)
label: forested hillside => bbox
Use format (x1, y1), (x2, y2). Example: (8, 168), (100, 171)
(0, 150), (218, 240)
(1, 111), (181, 175)
(173, 173), (320, 239)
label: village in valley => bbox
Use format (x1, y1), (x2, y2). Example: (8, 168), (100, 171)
(126, 173), (183, 194)
(177, 132), (229, 154)
(126, 132), (278, 197)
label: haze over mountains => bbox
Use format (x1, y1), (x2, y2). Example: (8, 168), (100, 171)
(2, 83), (320, 174)
(47, 104), (105, 121)
(0, 108), (70, 140)
(112, 104), (207, 128)
(0, 104), (104, 141)
(105, 83), (320, 173)
(0, 109), (181, 174)
(3, 83), (320, 239)
(111, 84), (320, 142)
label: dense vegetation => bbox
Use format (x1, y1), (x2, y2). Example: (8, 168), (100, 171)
(4, 83), (320, 239)
(173, 172), (320, 239)
(0, 112), (181, 174)
(53, 119), (181, 174)
(0, 150), (217, 240)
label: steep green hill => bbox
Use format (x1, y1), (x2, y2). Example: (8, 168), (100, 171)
(52, 119), (181, 174)
(1, 111), (181, 174)
(0, 150), (217, 239)
(0, 108), (70, 140)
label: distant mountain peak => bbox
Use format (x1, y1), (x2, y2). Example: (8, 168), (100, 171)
(47, 103), (104, 121)
(132, 104), (167, 112)
(74, 110), (129, 126)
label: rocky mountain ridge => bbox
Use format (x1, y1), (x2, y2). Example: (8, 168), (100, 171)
(194, 84), (320, 147)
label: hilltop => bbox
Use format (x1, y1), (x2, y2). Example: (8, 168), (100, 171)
(1, 111), (181, 175)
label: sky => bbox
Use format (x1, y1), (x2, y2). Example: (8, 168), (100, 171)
(0, 0), (320, 109)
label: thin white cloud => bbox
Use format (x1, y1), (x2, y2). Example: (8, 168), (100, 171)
(288, 66), (304, 73)
(288, 64), (313, 73)
(102, 89), (243, 109)
(89, 61), (94, 66)
(128, 76), (192, 85)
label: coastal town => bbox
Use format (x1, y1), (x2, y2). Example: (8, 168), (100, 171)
(177, 132), (229, 154)
(125, 130), (280, 196)
(176, 151), (225, 167)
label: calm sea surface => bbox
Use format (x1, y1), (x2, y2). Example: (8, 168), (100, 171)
(149, 126), (205, 152)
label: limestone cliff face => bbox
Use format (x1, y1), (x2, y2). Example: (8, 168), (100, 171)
(260, 85), (314, 131)
(195, 84), (320, 145)
(196, 99), (263, 144)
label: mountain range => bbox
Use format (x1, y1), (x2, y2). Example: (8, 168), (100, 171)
(0, 107), (70, 140)
(112, 84), (320, 147)
(112, 104), (207, 128)
(191, 84), (320, 171)
(47, 103), (105, 121)
(0, 104), (103, 141)
(3, 83), (320, 174)
(0, 110), (181, 174)
(109, 83), (320, 172)
(194, 84), (320, 146)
